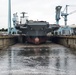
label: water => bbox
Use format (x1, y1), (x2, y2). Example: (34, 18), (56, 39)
(0, 43), (76, 75)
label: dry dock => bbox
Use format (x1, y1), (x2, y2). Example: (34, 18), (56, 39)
(0, 34), (76, 50)
(51, 35), (76, 49)
(0, 43), (76, 75)
(0, 35), (18, 49)
(0, 34), (76, 75)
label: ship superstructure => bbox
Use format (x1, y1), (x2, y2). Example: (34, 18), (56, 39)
(13, 12), (59, 44)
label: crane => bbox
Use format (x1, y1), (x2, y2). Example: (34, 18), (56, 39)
(61, 5), (76, 26)
(55, 6), (62, 25)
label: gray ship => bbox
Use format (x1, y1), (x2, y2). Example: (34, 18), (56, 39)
(13, 12), (59, 44)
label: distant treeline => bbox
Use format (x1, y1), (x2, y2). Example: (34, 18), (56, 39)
(0, 28), (8, 31)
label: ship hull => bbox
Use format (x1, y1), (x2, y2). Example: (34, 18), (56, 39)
(26, 36), (47, 44)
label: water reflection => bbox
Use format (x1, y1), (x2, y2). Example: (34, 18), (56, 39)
(18, 47), (49, 55)
(8, 46), (50, 75)
(14, 47), (50, 67)
(0, 44), (76, 75)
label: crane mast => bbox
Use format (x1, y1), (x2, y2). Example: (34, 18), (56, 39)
(61, 5), (69, 26)
(55, 6), (62, 25)
(61, 5), (76, 26)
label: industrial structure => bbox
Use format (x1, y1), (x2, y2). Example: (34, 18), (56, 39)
(8, 0), (11, 34)
(55, 5), (76, 35)
(61, 5), (76, 26)
(55, 6), (62, 25)
(54, 26), (73, 35)
(7, 0), (76, 45)
(11, 13), (19, 34)
(13, 12), (59, 44)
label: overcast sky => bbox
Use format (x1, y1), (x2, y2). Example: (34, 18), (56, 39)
(0, 0), (76, 28)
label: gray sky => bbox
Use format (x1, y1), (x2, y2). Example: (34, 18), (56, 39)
(0, 0), (76, 28)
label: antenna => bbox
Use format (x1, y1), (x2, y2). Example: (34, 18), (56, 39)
(21, 12), (27, 18)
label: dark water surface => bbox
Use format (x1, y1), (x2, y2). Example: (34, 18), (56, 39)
(0, 43), (76, 75)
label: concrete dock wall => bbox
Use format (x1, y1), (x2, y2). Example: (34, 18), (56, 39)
(0, 35), (18, 49)
(0, 34), (76, 50)
(52, 36), (76, 49)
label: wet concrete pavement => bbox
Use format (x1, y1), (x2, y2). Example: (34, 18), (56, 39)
(0, 43), (76, 75)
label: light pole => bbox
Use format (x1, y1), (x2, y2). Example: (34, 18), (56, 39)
(8, 0), (11, 34)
